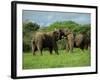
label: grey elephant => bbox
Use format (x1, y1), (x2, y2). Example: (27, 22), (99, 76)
(74, 32), (90, 50)
(59, 29), (90, 52)
(31, 30), (60, 55)
(59, 29), (74, 52)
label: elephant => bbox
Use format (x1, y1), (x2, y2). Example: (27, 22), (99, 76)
(66, 31), (74, 52)
(58, 29), (90, 52)
(59, 29), (74, 52)
(31, 30), (60, 55)
(74, 32), (90, 50)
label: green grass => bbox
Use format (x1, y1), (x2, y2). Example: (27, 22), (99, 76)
(23, 49), (91, 69)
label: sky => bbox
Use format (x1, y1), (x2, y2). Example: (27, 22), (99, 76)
(22, 10), (90, 27)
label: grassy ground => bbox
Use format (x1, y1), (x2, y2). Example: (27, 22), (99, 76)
(23, 49), (90, 69)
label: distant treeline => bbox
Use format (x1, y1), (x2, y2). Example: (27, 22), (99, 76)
(23, 21), (90, 52)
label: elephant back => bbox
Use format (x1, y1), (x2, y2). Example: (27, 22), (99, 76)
(34, 32), (46, 43)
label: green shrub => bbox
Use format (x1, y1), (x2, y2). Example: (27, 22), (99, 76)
(23, 22), (40, 52)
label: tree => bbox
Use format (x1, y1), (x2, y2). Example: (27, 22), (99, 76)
(23, 22), (40, 35)
(23, 22), (40, 52)
(41, 21), (80, 31)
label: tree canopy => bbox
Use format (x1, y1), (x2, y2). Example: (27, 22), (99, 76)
(23, 22), (40, 52)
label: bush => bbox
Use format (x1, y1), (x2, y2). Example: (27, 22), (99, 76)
(57, 39), (66, 50)
(23, 22), (40, 52)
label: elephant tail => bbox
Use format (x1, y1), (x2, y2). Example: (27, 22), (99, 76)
(31, 39), (35, 45)
(31, 39), (37, 51)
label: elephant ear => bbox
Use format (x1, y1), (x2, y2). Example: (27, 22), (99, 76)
(53, 30), (60, 41)
(58, 29), (67, 39)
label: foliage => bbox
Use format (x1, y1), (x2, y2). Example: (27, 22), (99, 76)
(23, 22), (40, 52)
(57, 39), (66, 50)
(72, 24), (91, 34)
(40, 21), (79, 31)
(39, 21), (90, 34)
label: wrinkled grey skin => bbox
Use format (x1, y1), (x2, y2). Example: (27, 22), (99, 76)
(31, 30), (60, 55)
(59, 29), (74, 52)
(74, 32), (90, 51)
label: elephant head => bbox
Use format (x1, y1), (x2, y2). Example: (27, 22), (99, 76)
(58, 29), (70, 39)
(58, 29), (74, 52)
(31, 30), (61, 55)
(53, 30), (60, 41)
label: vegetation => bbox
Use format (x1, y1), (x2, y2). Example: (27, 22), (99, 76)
(22, 20), (91, 69)
(23, 21), (90, 52)
(23, 22), (40, 52)
(23, 49), (90, 69)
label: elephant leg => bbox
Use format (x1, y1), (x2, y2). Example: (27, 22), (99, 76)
(32, 42), (36, 55)
(49, 47), (53, 55)
(83, 44), (88, 52)
(86, 44), (88, 50)
(38, 48), (43, 55)
(53, 44), (59, 55)
(32, 47), (36, 55)
(40, 49), (43, 56)
(69, 43), (74, 53)
(66, 43), (69, 52)
(37, 44), (43, 55)
(39, 48), (43, 56)
(80, 45), (84, 52)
